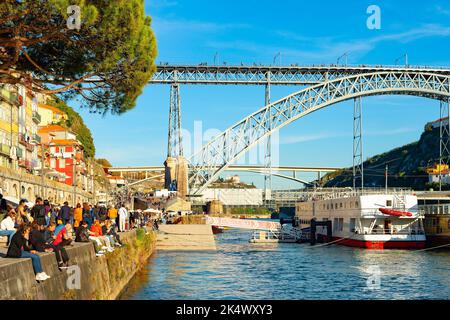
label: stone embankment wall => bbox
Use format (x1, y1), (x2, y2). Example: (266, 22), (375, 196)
(0, 228), (156, 300)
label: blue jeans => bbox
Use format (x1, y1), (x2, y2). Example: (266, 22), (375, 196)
(20, 251), (43, 274)
(0, 230), (16, 245)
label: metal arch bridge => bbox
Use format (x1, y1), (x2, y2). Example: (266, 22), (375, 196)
(187, 70), (450, 195)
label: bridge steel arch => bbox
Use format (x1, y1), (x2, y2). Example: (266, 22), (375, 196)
(188, 71), (450, 195)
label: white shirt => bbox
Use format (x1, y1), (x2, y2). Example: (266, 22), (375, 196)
(0, 216), (15, 231)
(118, 207), (128, 219)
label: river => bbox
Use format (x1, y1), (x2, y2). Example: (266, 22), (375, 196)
(122, 227), (450, 300)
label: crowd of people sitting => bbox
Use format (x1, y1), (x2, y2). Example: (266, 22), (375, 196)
(0, 194), (154, 283)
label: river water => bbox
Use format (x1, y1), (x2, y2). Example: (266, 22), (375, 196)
(122, 227), (450, 300)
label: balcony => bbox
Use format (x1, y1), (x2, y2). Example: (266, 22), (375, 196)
(31, 133), (41, 144)
(19, 133), (34, 152)
(16, 147), (23, 159)
(0, 143), (11, 157)
(32, 111), (41, 124)
(18, 159), (32, 170)
(0, 90), (21, 107)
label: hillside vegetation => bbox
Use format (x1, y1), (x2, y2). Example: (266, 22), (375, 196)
(320, 123), (443, 190)
(48, 98), (96, 159)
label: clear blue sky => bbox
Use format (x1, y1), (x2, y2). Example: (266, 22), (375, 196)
(74, 0), (450, 189)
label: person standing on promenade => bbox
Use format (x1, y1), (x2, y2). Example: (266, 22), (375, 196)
(82, 203), (92, 229)
(6, 223), (51, 281)
(73, 203), (83, 232)
(108, 205), (118, 223)
(58, 202), (71, 225)
(43, 200), (51, 226)
(31, 197), (46, 226)
(118, 204), (127, 232)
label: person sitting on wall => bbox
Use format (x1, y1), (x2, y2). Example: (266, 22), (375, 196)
(6, 223), (51, 282)
(53, 222), (73, 247)
(75, 220), (105, 257)
(44, 222), (70, 269)
(15, 199), (29, 225)
(29, 223), (53, 253)
(105, 220), (122, 247)
(0, 210), (17, 246)
(90, 220), (114, 252)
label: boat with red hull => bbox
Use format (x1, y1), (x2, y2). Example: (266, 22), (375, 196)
(295, 189), (426, 249)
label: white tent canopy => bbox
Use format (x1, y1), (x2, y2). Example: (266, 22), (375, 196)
(3, 195), (34, 207)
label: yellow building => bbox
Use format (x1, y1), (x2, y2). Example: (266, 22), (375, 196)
(0, 84), (44, 174)
(0, 84), (20, 169)
(38, 103), (68, 126)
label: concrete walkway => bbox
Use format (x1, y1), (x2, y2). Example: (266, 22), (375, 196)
(157, 224), (216, 251)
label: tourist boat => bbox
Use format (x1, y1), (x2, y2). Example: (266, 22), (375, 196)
(294, 189), (426, 249)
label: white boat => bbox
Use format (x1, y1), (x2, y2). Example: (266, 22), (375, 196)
(294, 189), (426, 249)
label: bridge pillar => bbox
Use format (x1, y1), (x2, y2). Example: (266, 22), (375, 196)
(264, 71), (272, 203)
(168, 73), (183, 159)
(439, 98), (450, 191)
(353, 97), (364, 189)
(164, 156), (189, 199)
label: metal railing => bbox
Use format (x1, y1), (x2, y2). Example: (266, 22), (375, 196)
(420, 204), (450, 215)
(358, 227), (424, 235)
(0, 143), (11, 157)
(32, 133), (41, 144)
(32, 111), (41, 124)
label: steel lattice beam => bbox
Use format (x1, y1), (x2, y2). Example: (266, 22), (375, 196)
(150, 64), (450, 85)
(188, 71), (450, 195)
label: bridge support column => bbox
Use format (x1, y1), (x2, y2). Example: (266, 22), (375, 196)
(164, 156), (189, 199)
(264, 71), (272, 204)
(353, 97), (364, 189)
(439, 98), (450, 191)
(168, 73), (183, 159)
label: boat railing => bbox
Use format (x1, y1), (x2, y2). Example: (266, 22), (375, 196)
(309, 188), (414, 201)
(419, 204), (450, 215)
(359, 228), (425, 235)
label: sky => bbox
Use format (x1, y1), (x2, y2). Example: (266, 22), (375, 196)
(73, 0), (450, 189)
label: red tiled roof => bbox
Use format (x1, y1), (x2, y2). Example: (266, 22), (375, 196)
(38, 104), (66, 115)
(38, 125), (68, 133)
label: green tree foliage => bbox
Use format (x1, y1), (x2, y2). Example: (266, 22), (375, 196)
(0, 0), (157, 114)
(48, 98), (96, 158)
(96, 158), (112, 167)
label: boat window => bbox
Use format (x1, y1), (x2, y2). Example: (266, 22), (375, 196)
(349, 218), (356, 232)
(386, 200), (392, 207)
(339, 218), (344, 231)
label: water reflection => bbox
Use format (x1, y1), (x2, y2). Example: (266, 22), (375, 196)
(122, 228), (450, 300)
